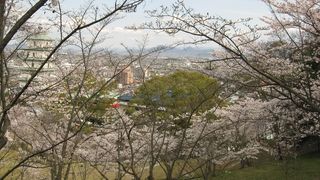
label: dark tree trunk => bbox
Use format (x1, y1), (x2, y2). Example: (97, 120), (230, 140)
(0, 0), (7, 151)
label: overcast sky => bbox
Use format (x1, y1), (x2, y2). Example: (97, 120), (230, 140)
(60, 0), (270, 49)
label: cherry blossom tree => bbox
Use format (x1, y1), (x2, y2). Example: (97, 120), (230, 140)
(0, 0), (145, 151)
(0, 0), (152, 179)
(143, 0), (320, 160)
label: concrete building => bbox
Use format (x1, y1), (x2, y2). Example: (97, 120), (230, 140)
(117, 66), (134, 85)
(133, 66), (150, 82)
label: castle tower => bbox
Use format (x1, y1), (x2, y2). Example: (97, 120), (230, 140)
(16, 32), (55, 83)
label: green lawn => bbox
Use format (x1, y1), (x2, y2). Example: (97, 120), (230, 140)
(2, 153), (320, 179)
(215, 153), (320, 180)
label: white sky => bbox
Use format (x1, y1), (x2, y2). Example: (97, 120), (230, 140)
(59, 0), (270, 49)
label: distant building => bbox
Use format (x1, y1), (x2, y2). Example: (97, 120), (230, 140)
(118, 93), (133, 102)
(117, 66), (134, 85)
(133, 66), (150, 82)
(12, 32), (55, 84)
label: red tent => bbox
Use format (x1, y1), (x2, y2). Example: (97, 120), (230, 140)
(112, 101), (120, 108)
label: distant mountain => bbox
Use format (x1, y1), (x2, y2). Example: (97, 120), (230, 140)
(113, 46), (213, 58)
(159, 47), (213, 58)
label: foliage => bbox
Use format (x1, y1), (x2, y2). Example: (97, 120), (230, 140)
(133, 70), (223, 116)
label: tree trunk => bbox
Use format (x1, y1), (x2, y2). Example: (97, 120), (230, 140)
(147, 163), (154, 180)
(240, 157), (250, 169)
(0, 0), (8, 151)
(148, 121), (156, 180)
(277, 143), (283, 161)
(166, 167), (174, 180)
(204, 160), (216, 179)
(51, 161), (58, 180)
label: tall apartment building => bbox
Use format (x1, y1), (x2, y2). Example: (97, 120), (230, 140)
(117, 66), (134, 85)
